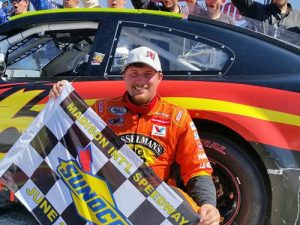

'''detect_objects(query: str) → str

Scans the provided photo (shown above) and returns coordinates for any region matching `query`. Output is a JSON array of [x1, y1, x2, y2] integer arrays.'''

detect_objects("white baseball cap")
[[122, 46, 162, 72]]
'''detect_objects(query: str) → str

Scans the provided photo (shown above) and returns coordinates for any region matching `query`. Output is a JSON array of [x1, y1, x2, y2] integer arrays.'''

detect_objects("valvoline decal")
[[57, 159, 129, 225]]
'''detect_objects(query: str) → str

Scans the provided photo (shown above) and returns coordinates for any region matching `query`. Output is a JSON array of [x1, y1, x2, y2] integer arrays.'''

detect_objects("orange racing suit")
[[92, 93, 216, 206]]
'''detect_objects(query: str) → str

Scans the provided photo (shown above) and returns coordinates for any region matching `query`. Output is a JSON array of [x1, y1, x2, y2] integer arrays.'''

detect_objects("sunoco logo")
[[57, 159, 128, 225]]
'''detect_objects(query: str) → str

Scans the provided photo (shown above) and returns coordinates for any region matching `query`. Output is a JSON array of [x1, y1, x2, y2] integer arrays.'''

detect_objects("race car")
[[1, 8, 300, 225]]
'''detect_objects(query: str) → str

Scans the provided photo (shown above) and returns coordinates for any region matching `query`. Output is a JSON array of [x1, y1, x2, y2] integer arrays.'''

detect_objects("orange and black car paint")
[[1, 79, 300, 223], [1, 9, 300, 225]]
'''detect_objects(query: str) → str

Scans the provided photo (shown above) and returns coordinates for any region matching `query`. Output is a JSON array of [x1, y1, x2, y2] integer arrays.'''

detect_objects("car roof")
[[11, 8, 182, 21], [0, 8, 183, 35]]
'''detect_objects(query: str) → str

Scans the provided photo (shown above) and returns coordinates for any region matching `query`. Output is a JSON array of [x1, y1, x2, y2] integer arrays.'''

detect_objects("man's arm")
[[231, 0, 254, 15], [232, 0, 269, 22], [30, 0, 59, 10], [186, 177, 219, 225], [81, 0, 100, 8], [186, 176, 216, 207]]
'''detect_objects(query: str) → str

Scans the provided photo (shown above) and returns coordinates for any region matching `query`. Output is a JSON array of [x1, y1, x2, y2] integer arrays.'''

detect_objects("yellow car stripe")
[[164, 97, 300, 127], [10, 8, 181, 21]]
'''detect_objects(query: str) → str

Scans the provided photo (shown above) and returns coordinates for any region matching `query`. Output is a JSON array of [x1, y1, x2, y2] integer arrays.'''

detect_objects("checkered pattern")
[[0, 82, 199, 225]]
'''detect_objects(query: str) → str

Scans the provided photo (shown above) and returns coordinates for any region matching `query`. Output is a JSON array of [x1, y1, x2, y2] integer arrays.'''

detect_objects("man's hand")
[[198, 204, 220, 225], [49, 80, 67, 99]]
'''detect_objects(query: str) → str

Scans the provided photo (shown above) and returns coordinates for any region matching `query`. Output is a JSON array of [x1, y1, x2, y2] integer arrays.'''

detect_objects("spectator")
[[50, 46, 220, 225], [131, 0, 183, 13], [11, 0, 29, 15], [186, 0, 235, 25], [0, 1, 7, 24], [0, 0, 100, 25], [63, 0, 80, 8], [80, 0, 99, 8], [30, 0, 99, 9], [107, 0, 125, 8], [231, 0, 300, 34], [0, 9, 6, 23], [187, 0, 235, 25]]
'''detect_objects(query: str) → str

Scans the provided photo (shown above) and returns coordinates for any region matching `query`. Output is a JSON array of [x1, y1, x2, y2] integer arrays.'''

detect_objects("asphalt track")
[[0, 204, 38, 225]]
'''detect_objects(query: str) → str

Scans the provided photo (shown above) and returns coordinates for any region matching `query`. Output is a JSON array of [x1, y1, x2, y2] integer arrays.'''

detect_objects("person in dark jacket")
[[0, 8, 7, 24], [131, 0, 183, 13], [231, 0, 300, 34]]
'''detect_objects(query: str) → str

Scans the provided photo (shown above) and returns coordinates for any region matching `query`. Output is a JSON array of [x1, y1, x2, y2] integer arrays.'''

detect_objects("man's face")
[[205, 0, 224, 14], [161, 0, 177, 11], [272, 0, 288, 8], [63, 0, 79, 8], [123, 64, 163, 105], [107, 0, 125, 8], [12, 0, 28, 15], [3, 1, 8, 8]]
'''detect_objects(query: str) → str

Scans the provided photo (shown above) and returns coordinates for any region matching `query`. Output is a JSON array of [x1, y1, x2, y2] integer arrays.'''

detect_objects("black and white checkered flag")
[[0, 81, 199, 225]]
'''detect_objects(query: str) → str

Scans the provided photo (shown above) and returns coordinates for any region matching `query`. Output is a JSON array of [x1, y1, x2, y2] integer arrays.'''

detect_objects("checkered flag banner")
[[0, 81, 200, 225]]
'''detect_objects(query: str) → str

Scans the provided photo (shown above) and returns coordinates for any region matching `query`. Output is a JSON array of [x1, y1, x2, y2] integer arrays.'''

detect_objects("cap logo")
[[146, 51, 156, 61]]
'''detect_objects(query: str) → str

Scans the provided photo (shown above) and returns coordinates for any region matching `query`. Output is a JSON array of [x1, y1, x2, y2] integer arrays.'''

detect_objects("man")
[[107, 0, 125, 8], [49, 46, 220, 225], [11, 0, 28, 15], [131, 0, 183, 13], [63, 0, 79, 8], [0, 1, 7, 24], [187, 0, 235, 24], [231, 0, 300, 33]]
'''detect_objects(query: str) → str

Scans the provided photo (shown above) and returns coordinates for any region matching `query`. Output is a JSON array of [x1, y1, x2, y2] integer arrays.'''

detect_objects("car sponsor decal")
[[91, 52, 105, 65]]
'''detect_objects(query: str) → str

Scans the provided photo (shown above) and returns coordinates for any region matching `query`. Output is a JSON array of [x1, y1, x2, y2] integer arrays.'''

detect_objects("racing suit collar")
[[124, 92, 160, 115]]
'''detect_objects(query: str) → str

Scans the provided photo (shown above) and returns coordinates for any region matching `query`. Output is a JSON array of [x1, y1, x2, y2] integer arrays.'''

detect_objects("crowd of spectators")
[[1, 0, 300, 35]]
